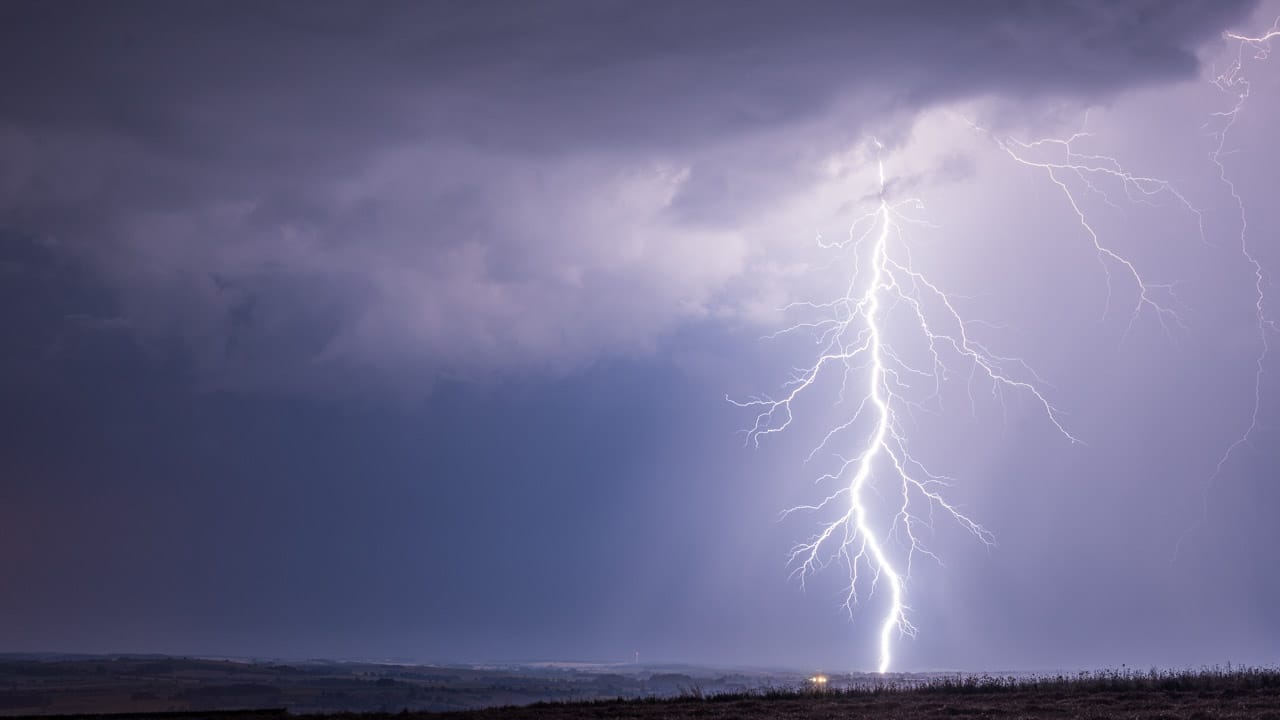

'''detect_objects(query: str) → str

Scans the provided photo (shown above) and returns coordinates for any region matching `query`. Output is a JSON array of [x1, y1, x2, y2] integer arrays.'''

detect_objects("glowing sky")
[[1, 0, 1277, 671]]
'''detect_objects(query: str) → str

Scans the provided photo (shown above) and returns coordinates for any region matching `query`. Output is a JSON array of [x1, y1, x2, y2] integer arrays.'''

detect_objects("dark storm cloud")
[[0, 0, 1257, 390], [0, 1, 1254, 150]]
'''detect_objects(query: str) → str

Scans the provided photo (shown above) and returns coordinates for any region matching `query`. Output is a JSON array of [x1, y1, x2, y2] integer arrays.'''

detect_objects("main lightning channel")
[[733, 141, 1075, 673], [836, 156, 901, 675]]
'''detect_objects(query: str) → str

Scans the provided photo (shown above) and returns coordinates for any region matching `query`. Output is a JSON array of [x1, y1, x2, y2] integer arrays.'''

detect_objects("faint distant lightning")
[[732, 140, 1076, 674], [978, 119, 1204, 336], [1180, 18, 1279, 552]]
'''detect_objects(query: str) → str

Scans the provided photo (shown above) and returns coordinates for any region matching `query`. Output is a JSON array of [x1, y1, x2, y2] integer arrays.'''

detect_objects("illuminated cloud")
[[0, 1, 1257, 391]]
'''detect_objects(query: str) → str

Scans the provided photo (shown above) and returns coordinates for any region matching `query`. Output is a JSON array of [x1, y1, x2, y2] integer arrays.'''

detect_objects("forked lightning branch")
[[732, 140, 1079, 675], [734, 23, 1276, 675]]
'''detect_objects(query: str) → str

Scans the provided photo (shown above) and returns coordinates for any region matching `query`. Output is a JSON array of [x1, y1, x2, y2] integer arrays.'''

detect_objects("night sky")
[[2, 1, 1278, 672]]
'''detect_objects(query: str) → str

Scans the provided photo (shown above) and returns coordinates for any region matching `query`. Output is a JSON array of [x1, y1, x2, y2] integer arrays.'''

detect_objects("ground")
[[3, 659, 1277, 719]]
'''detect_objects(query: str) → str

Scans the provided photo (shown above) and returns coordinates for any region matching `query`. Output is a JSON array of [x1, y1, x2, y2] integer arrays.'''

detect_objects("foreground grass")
[[15, 667, 1280, 720], [416, 666, 1280, 720]]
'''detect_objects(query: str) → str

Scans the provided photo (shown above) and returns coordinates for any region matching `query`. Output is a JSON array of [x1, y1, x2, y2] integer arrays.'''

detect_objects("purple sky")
[[1, 0, 1278, 671]]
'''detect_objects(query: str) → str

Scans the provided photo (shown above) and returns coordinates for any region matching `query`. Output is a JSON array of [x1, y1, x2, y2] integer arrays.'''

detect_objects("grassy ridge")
[[517, 665, 1280, 701], [437, 666, 1280, 719], [10, 667, 1280, 719], [867, 665, 1280, 695]]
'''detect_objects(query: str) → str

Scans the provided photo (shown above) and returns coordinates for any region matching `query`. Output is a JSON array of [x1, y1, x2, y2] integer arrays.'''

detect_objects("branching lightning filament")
[[983, 122, 1204, 337], [732, 16, 1278, 677], [1178, 18, 1279, 553], [1209, 20, 1279, 464], [732, 140, 1076, 674]]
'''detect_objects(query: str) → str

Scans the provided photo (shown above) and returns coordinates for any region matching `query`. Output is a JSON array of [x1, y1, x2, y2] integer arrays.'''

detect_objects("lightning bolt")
[[732, 139, 1076, 674], [735, 17, 1277, 674], [1179, 19, 1280, 551]]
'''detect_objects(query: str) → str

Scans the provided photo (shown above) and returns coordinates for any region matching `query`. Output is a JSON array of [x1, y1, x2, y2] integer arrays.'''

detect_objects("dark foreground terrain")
[[4, 665, 1279, 720], [0, 656, 798, 715], [436, 669, 1280, 720]]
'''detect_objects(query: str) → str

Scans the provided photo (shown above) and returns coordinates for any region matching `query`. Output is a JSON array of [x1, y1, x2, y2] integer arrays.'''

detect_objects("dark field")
[[3, 663, 1279, 720], [430, 670, 1280, 720], [0, 656, 795, 715]]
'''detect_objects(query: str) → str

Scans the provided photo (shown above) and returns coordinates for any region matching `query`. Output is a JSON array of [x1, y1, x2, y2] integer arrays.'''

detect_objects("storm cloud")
[[0, 0, 1258, 391]]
